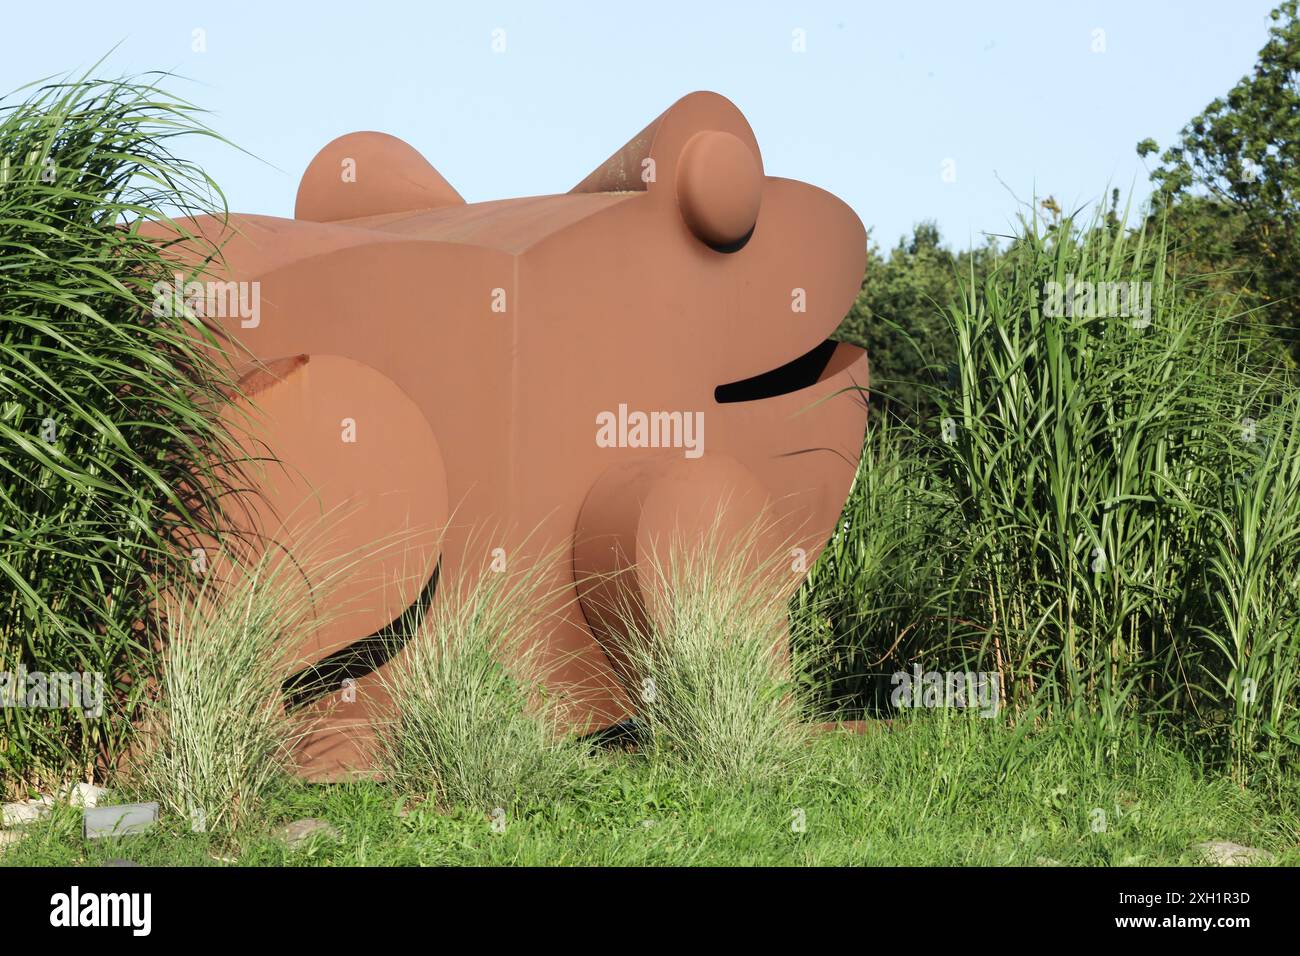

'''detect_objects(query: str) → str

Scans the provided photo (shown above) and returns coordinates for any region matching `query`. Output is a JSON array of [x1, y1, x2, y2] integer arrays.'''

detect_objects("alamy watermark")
[[50, 886, 151, 936], [0, 668, 104, 718], [890, 665, 1000, 717], [595, 404, 704, 459], [151, 273, 261, 328], [1043, 275, 1151, 328]]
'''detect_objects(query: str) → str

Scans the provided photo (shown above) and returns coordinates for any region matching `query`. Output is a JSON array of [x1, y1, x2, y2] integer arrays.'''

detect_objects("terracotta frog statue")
[[161, 91, 868, 778]]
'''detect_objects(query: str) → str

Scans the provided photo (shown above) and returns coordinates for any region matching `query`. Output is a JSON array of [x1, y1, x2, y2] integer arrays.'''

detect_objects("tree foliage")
[[835, 222, 1001, 422], [1138, 0, 1300, 362]]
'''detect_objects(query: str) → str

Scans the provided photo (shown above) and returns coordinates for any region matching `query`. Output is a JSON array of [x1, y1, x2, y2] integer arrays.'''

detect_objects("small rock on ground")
[[1195, 840, 1275, 866], [65, 783, 109, 808], [0, 830, 25, 853], [2, 784, 107, 827], [2, 797, 52, 827], [272, 818, 341, 849]]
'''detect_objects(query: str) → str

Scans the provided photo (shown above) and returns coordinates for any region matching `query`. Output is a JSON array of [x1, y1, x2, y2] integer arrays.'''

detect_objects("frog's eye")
[[674, 130, 762, 251]]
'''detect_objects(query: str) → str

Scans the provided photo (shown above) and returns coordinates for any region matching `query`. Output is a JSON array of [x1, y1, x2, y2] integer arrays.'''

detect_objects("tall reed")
[[0, 68, 235, 791], [802, 204, 1300, 784]]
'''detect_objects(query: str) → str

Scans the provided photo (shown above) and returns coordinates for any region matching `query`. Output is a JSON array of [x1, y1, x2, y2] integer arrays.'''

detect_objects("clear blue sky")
[[4, 0, 1282, 249]]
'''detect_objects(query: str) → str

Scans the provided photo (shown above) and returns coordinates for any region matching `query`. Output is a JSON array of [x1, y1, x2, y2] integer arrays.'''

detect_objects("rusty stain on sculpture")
[[154, 92, 869, 779]]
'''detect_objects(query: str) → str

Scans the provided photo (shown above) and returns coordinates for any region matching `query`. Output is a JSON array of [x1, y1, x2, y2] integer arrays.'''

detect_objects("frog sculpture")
[[162, 91, 868, 778]]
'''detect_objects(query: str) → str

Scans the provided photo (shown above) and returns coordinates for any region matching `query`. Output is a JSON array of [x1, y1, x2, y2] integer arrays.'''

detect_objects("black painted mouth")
[[714, 338, 843, 404], [281, 561, 439, 710]]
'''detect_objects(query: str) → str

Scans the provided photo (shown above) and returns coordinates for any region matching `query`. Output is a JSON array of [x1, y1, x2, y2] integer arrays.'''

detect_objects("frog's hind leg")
[[221, 353, 448, 779]]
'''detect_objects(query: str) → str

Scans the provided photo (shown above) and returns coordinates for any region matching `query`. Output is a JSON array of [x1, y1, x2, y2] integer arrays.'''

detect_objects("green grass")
[[6, 717, 1296, 866], [373, 547, 596, 813], [131, 546, 346, 834], [602, 522, 810, 785]]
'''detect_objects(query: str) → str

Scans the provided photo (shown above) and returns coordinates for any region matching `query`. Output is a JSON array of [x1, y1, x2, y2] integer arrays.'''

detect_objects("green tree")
[[835, 221, 1001, 422], [1138, 0, 1300, 362]]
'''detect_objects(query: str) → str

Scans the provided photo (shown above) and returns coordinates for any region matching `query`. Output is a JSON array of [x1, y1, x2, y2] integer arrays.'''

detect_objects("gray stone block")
[[83, 802, 158, 839]]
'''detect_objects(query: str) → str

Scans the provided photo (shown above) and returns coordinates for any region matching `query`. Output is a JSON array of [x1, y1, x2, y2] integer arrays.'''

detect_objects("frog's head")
[[536, 93, 870, 638], [562, 90, 868, 408]]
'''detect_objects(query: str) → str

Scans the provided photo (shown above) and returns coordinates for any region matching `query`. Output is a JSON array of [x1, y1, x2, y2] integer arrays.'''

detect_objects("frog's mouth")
[[714, 339, 864, 404]]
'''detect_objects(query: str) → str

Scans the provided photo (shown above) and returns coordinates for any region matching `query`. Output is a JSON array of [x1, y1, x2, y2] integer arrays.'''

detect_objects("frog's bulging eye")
[[675, 130, 762, 250]]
